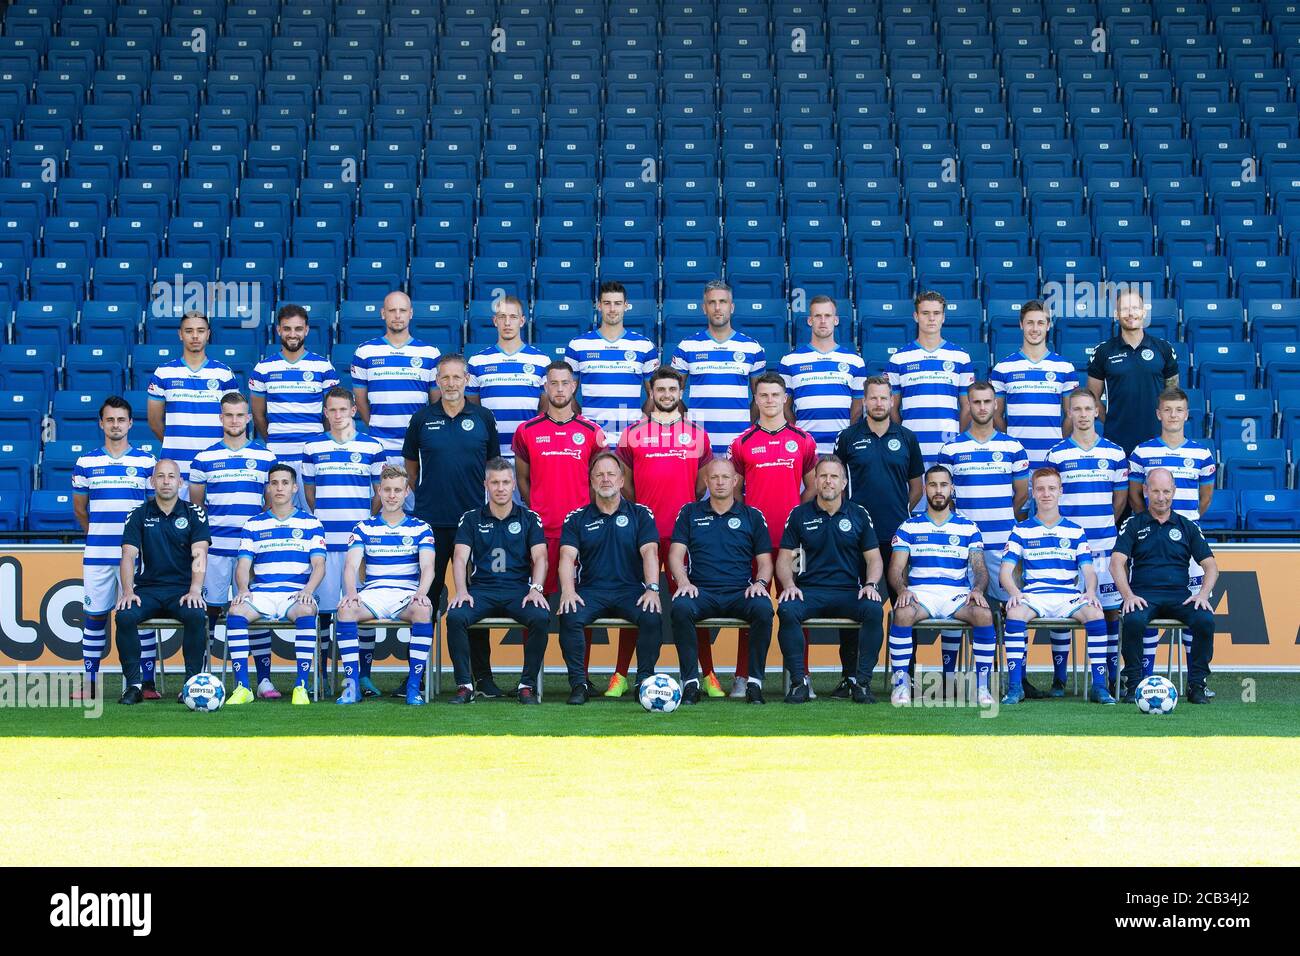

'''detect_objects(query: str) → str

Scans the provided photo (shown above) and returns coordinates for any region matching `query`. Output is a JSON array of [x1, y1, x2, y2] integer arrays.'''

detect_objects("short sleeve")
[[990, 361, 1008, 394], [750, 509, 771, 554], [670, 341, 689, 373], [308, 523, 327, 557], [747, 346, 766, 376], [727, 435, 746, 474], [779, 510, 802, 551], [800, 433, 818, 474], [938, 442, 954, 469], [593, 424, 609, 451], [237, 530, 257, 562], [635, 506, 658, 548], [1129, 450, 1147, 483], [1162, 341, 1179, 380], [147, 369, 167, 400], [370, 446, 385, 481], [189, 506, 212, 545], [401, 413, 421, 463], [563, 342, 582, 375], [958, 354, 975, 388], [346, 524, 366, 550], [1199, 451, 1217, 485], [1074, 532, 1092, 565], [891, 523, 912, 551], [511, 427, 529, 462], [482, 407, 499, 459], [121, 509, 143, 551], [416, 523, 436, 552], [778, 354, 794, 388], [322, 363, 341, 391], [1113, 517, 1136, 557], [1002, 527, 1022, 564], [886, 353, 902, 389], [525, 510, 546, 549], [72, 460, 88, 494], [1059, 364, 1079, 394], [349, 349, 368, 386], [850, 355, 866, 393], [907, 431, 925, 478], [640, 344, 659, 378], [1011, 442, 1029, 476], [968, 524, 985, 551], [833, 430, 849, 463], [453, 511, 475, 548], [616, 428, 636, 469], [465, 355, 481, 395], [1112, 451, 1130, 488], [1188, 521, 1213, 564], [248, 363, 267, 395], [559, 511, 581, 551], [1086, 344, 1107, 382], [670, 505, 692, 546], [188, 454, 208, 485], [857, 509, 879, 552], [298, 450, 315, 483]]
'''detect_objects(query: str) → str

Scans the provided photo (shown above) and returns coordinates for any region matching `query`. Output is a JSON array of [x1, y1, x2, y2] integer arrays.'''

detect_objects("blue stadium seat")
[[1199, 489, 1239, 532], [0, 437, 36, 502], [53, 390, 112, 441], [1194, 342, 1257, 391], [1261, 343, 1300, 392], [1183, 299, 1245, 346], [1241, 490, 1300, 531], [0, 390, 46, 442], [13, 300, 75, 350], [1220, 439, 1287, 490], [1249, 300, 1300, 343], [1210, 388, 1273, 439], [80, 301, 140, 347], [0, 343, 59, 395], [27, 490, 78, 531]]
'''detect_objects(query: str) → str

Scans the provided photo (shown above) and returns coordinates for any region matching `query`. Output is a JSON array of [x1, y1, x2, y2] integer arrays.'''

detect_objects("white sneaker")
[[977, 688, 995, 707], [256, 677, 281, 700], [807, 679, 817, 699], [891, 683, 911, 706], [729, 677, 748, 699]]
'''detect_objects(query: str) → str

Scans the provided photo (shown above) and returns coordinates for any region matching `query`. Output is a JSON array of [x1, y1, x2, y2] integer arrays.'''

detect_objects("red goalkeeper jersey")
[[729, 422, 819, 549], [617, 416, 713, 540], [512, 413, 607, 535]]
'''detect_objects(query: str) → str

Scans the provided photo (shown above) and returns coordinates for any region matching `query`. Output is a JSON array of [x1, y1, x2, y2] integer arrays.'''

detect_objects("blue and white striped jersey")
[[248, 351, 339, 465], [1003, 517, 1093, 594], [187, 439, 277, 559], [892, 512, 984, 597], [1046, 435, 1129, 559], [1128, 438, 1217, 522], [347, 514, 435, 590], [299, 431, 386, 551], [146, 358, 238, 479], [466, 342, 548, 458], [349, 336, 442, 455], [564, 327, 658, 442], [238, 508, 326, 593], [887, 340, 974, 465], [938, 431, 1030, 551], [990, 349, 1078, 468], [778, 343, 868, 453], [72, 446, 156, 566], [670, 328, 766, 455]]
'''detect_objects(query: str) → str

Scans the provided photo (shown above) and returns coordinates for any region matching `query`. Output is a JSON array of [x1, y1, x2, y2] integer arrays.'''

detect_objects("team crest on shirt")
[[1183, 458, 1195, 469], [624, 350, 637, 362], [677, 432, 692, 445], [175, 517, 189, 530], [303, 371, 314, 383], [207, 379, 220, 390], [1141, 349, 1155, 361], [125, 467, 137, 477], [292, 528, 303, 539], [245, 459, 258, 469], [523, 364, 536, 376], [728, 517, 742, 529], [785, 439, 799, 452], [992, 451, 1004, 462], [1169, 528, 1183, 541], [573, 432, 586, 445], [508, 521, 521, 534], [942, 360, 955, 372], [615, 515, 629, 527], [1045, 371, 1057, 382], [733, 351, 745, 363], [351, 452, 362, 463], [838, 518, 852, 532], [402, 536, 413, 546], [1059, 538, 1069, 549], [949, 535, 960, 545], [410, 357, 422, 368], [887, 438, 901, 451], [461, 419, 474, 431], [838, 362, 850, 373]]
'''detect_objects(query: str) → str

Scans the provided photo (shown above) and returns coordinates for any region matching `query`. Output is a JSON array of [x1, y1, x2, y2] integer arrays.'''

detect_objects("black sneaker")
[[745, 682, 766, 705], [518, 686, 540, 705], [1187, 685, 1212, 704], [1107, 679, 1118, 699], [176, 690, 185, 704], [475, 677, 505, 699], [449, 686, 475, 705], [682, 681, 701, 705], [1048, 678, 1067, 698], [1022, 676, 1049, 700], [784, 679, 811, 704], [851, 683, 877, 704], [829, 677, 857, 699], [390, 676, 409, 698], [567, 683, 589, 706], [118, 685, 144, 705]]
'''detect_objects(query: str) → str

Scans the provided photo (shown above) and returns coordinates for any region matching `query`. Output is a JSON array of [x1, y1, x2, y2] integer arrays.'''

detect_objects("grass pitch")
[[3, 672, 1297, 866]]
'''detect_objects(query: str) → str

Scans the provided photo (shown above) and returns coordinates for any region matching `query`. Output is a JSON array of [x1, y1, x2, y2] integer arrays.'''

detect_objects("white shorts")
[[1019, 591, 1089, 620], [317, 551, 348, 613], [1094, 559, 1123, 612], [203, 554, 235, 606], [908, 585, 969, 620], [982, 548, 1009, 603], [82, 563, 120, 615], [242, 589, 305, 623], [355, 585, 417, 621]]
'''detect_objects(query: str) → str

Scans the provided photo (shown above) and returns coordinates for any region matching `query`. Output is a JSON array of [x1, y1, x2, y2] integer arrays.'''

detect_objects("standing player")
[[556, 452, 662, 705], [72, 397, 157, 699], [937, 381, 1028, 684], [1046, 389, 1129, 696], [1000, 468, 1113, 706], [779, 295, 866, 453], [445, 459, 552, 705], [990, 300, 1078, 468], [146, 310, 238, 491], [887, 465, 996, 706], [670, 279, 766, 455], [301, 387, 385, 695], [224, 464, 327, 706], [467, 295, 548, 460], [1127, 386, 1216, 686], [564, 279, 658, 443], [1086, 288, 1180, 458], [615, 367, 718, 697], [403, 353, 501, 697], [335, 467, 436, 705], [729, 373, 818, 696], [189, 392, 278, 698], [350, 290, 442, 466], [887, 291, 974, 466], [249, 304, 339, 507]]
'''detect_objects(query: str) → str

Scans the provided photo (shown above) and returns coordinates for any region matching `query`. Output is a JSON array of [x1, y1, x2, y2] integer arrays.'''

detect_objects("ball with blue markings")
[[639, 673, 682, 713], [182, 673, 226, 712], [1135, 675, 1178, 715]]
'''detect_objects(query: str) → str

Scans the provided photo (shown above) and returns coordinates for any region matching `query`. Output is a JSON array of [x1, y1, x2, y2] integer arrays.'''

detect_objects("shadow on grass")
[[3, 674, 1297, 740]]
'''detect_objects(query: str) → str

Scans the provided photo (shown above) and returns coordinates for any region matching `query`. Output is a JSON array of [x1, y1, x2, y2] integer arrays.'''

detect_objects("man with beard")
[[613, 367, 717, 697], [557, 452, 662, 705], [250, 304, 339, 509], [887, 466, 996, 706]]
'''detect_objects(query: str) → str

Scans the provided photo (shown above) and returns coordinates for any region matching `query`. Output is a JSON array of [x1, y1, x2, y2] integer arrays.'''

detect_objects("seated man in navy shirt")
[[1111, 468, 1219, 705], [667, 457, 776, 705], [775, 455, 886, 704], [445, 458, 552, 705], [557, 451, 663, 705]]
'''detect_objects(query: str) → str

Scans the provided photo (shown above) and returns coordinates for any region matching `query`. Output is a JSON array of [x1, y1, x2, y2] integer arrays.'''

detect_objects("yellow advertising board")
[[1, 545, 1297, 670]]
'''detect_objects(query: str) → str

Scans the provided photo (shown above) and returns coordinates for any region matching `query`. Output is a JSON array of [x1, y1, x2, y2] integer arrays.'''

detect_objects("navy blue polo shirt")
[[559, 497, 658, 591], [834, 418, 925, 542], [454, 502, 546, 591], [1113, 511, 1213, 592], [121, 498, 212, 590], [670, 498, 771, 592], [779, 498, 880, 589], [1086, 333, 1179, 456], [403, 399, 500, 528]]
